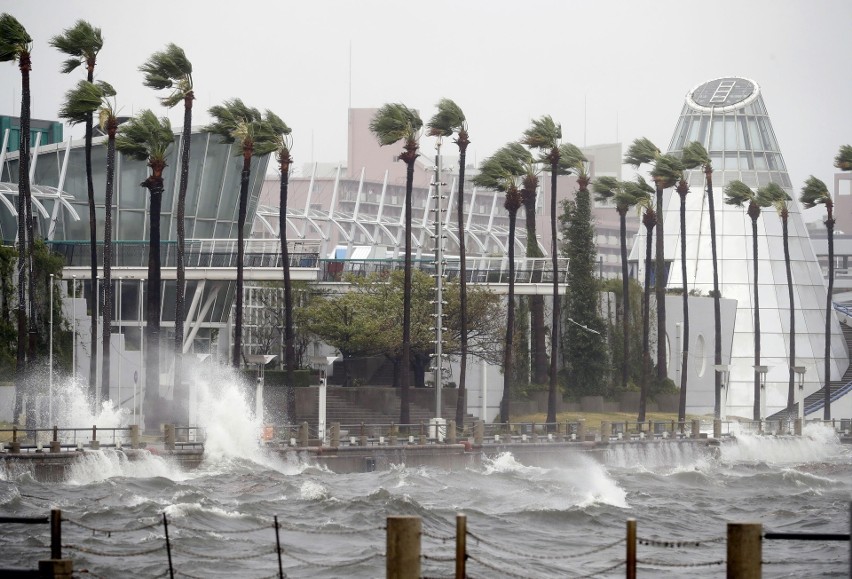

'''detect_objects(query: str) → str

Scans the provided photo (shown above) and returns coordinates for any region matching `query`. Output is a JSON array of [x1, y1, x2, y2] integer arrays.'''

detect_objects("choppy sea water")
[[1, 375, 850, 578]]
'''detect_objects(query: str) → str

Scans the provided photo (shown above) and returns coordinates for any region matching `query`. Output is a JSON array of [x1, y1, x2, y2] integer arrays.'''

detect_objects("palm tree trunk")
[[655, 185, 667, 382], [22, 54, 36, 372], [706, 170, 722, 418], [619, 209, 629, 394], [783, 213, 795, 419], [233, 157, 251, 368], [85, 70, 98, 406], [824, 206, 835, 419], [640, 216, 654, 423], [678, 189, 689, 423], [750, 211, 762, 421], [522, 184, 547, 385], [502, 207, 518, 424], [144, 178, 163, 432], [547, 151, 560, 426], [101, 126, 116, 403], [173, 93, 193, 422], [280, 161, 296, 422], [13, 54, 31, 426], [455, 140, 468, 430], [400, 151, 415, 426]]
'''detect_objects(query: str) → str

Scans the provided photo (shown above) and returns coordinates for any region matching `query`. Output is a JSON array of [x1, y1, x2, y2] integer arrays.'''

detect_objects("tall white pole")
[[137, 280, 143, 426], [49, 273, 54, 426], [433, 142, 444, 418], [72, 275, 76, 387], [118, 277, 122, 413]]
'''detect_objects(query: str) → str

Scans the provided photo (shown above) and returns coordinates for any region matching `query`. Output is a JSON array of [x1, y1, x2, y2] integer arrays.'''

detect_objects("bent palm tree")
[[204, 100, 279, 368], [625, 139, 684, 383], [427, 99, 470, 430], [674, 175, 690, 424], [473, 146, 524, 423], [267, 113, 294, 420], [520, 116, 562, 425], [800, 176, 834, 420], [725, 180, 774, 421], [140, 43, 194, 416], [1, 13, 33, 423], [764, 183, 795, 421], [116, 110, 173, 430], [370, 103, 422, 425], [60, 79, 118, 404], [681, 142, 722, 418], [835, 145, 852, 172], [50, 20, 103, 403], [624, 176, 654, 422], [593, 177, 642, 394]]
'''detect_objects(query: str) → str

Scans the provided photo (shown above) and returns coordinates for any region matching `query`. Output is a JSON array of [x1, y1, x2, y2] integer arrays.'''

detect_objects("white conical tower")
[[636, 77, 848, 419]]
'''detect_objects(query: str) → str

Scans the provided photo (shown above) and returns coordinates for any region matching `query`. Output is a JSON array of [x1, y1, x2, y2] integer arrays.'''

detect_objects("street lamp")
[[792, 365, 806, 421], [72, 275, 76, 387], [311, 354, 340, 443], [49, 273, 54, 426], [118, 276, 123, 413], [246, 354, 277, 424], [713, 364, 730, 421]]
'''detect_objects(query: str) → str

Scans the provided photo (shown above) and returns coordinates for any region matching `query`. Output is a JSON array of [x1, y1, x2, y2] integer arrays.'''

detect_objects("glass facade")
[[640, 77, 848, 417]]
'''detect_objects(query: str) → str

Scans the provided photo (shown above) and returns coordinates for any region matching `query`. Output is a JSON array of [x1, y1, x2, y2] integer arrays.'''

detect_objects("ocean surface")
[[1, 375, 850, 578]]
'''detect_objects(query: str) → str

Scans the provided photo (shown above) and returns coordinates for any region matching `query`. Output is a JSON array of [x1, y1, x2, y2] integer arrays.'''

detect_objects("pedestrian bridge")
[[54, 240, 570, 295]]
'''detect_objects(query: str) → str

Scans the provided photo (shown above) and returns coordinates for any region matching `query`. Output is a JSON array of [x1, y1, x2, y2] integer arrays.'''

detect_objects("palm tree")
[[1, 13, 33, 424], [800, 176, 834, 420], [140, 43, 194, 419], [426, 99, 470, 430], [473, 146, 524, 423], [674, 175, 690, 424], [681, 142, 722, 418], [520, 116, 574, 425], [266, 113, 294, 420], [59, 79, 118, 404], [116, 110, 173, 430], [369, 103, 423, 426], [725, 180, 774, 421], [50, 20, 103, 403], [763, 182, 796, 422], [625, 139, 684, 383], [204, 100, 280, 368], [593, 177, 643, 394], [624, 176, 654, 422], [835, 145, 852, 171]]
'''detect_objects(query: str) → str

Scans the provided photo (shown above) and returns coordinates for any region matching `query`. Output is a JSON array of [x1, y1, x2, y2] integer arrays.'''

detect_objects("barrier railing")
[[0, 425, 206, 453], [7, 507, 848, 578]]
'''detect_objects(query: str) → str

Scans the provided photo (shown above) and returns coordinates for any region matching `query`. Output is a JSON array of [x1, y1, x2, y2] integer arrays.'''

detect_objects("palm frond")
[[369, 103, 422, 146], [799, 175, 830, 209], [204, 98, 260, 144], [472, 144, 524, 192], [835, 145, 852, 172], [0, 13, 32, 62], [623, 175, 654, 208], [140, 43, 193, 108], [58, 80, 102, 125], [624, 137, 659, 168], [49, 20, 102, 73], [548, 142, 588, 176], [681, 141, 710, 170], [650, 154, 684, 188], [426, 98, 465, 137], [115, 109, 173, 163], [723, 180, 754, 207], [759, 182, 790, 211], [520, 115, 560, 150], [592, 176, 620, 203]]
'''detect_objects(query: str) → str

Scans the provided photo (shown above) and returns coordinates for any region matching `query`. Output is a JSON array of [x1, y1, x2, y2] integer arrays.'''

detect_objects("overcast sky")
[[1, 0, 850, 205]]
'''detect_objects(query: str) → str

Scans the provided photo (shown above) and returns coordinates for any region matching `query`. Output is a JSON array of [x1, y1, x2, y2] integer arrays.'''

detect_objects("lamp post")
[[49, 273, 54, 426], [754, 365, 769, 430], [431, 143, 446, 419], [713, 364, 730, 421], [311, 354, 340, 443], [117, 276, 123, 413], [72, 275, 76, 387], [246, 354, 277, 425], [793, 365, 806, 421]]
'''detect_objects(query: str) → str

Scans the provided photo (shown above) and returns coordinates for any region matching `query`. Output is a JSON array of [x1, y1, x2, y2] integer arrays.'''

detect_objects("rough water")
[[1, 374, 850, 578]]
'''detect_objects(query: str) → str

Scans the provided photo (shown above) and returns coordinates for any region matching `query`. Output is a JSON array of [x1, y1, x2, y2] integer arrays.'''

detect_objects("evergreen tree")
[[560, 177, 608, 397]]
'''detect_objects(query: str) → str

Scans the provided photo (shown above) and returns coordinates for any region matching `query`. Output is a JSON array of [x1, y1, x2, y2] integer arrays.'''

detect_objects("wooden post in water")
[[386, 516, 421, 579], [626, 518, 636, 579], [714, 419, 722, 439], [50, 426, 61, 453], [130, 424, 140, 449], [691, 419, 701, 439], [577, 421, 586, 442], [389, 423, 398, 446], [51, 509, 61, 559], [419, 421, 426, 445], [727, 523, 761, 578], [794, 418, 802, 436], [299, 422, 309, 447], [90, 425, 100, 450], [447, 420, 456, 444], [473, 421, 483, 446], [455, 513, 467, 579], [359, 422, 368, 447]]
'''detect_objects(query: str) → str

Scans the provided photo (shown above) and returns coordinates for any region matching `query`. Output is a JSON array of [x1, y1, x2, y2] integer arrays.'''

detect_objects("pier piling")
[[386, 516, 421, 579], [727, 522, 761, 578]]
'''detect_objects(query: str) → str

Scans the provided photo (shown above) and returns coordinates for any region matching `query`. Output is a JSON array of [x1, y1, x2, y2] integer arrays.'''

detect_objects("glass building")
[[633, 77, 848, 418]]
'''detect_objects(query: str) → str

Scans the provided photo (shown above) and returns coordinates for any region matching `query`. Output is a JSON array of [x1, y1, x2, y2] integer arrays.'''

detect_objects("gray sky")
[[1, 0, 850, 203]]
